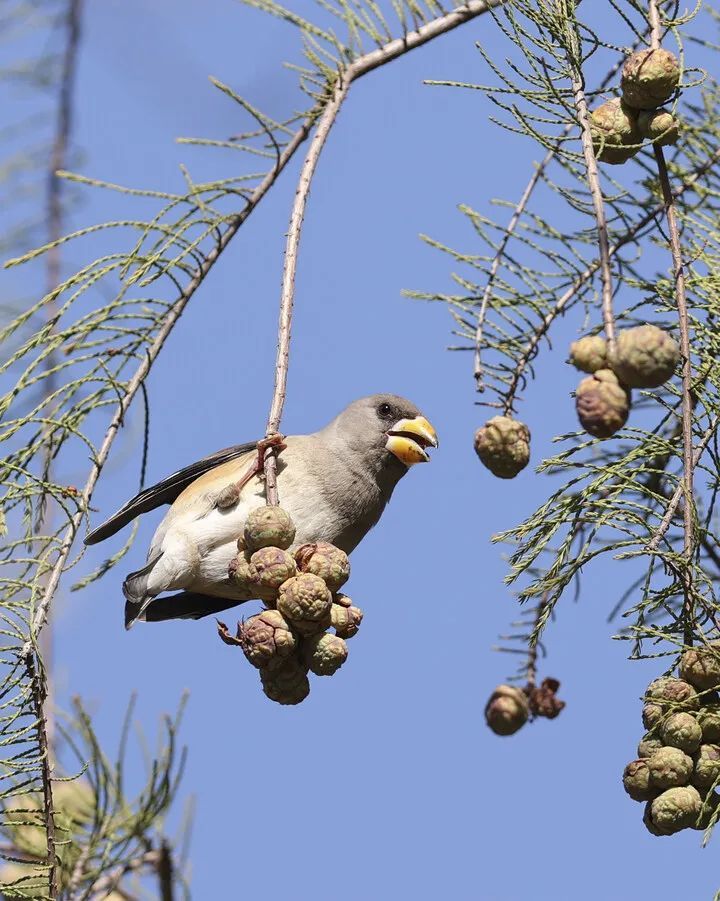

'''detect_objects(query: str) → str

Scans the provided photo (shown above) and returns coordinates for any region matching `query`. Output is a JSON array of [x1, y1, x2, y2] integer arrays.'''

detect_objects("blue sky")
[[7, 1, 720, 898]]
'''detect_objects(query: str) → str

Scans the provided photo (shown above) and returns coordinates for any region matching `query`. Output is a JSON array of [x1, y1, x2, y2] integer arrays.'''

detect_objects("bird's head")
[[326, 394, 438, 471]]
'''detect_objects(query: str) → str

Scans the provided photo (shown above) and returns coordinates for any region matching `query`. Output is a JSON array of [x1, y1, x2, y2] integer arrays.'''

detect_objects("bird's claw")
[[227, 434, 287, 497], [216, 619, 242, 646], [255, 433, 286, 479]]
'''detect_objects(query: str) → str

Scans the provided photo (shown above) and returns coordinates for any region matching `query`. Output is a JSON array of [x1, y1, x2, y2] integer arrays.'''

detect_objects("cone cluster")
[[622, 645, 720, 836], [221, 506, 363, 705], [590, 46, 681, 166], [474, 415, 531, 479], [569, 324, 680, 437], [484, 677, 565, 737]]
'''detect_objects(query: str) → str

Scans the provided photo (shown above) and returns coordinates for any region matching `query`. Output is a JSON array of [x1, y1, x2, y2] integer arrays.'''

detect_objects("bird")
[[85, 394, 438, 629]]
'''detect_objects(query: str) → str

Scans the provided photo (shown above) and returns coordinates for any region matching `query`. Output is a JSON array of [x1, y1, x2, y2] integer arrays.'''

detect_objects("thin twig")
[[656, 146, 695, 632], [65, 840, 92, 897], [524, 594, 550, 688], [263, 76, 352, 503], [648, 143, 698, 647], [503, 147, 720, 411], [647, 418, 716, 552], [568, 25, 616, 354], [648, 0, 661, 49]]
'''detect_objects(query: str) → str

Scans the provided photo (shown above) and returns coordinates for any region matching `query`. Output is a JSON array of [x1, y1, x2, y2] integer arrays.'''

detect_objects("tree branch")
[[262, 0, 504, 498], [21, 119, 313, 654], [262, 75, 352, 503], [648, 0, 661, 49]]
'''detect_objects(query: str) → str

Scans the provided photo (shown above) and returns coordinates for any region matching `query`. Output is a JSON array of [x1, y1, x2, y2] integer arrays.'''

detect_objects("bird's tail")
[[132, 591, 245, 624], [122, 553, 163, 629]]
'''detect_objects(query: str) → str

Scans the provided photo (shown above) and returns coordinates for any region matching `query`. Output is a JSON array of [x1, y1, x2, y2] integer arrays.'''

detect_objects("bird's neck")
[[317, 423, 408, 489]]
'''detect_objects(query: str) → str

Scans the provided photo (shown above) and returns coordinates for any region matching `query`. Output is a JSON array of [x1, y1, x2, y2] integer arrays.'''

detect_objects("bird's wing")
[[85, 441, 258, 545]]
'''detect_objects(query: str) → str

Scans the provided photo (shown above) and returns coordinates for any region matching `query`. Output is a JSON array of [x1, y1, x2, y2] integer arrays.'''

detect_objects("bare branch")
[[648, 0, 661, 49], [263, 74, 352, 503]]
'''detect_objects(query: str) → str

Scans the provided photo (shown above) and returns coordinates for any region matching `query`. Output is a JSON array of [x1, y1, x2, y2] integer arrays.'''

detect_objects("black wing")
[[85, 441, 257, 545]]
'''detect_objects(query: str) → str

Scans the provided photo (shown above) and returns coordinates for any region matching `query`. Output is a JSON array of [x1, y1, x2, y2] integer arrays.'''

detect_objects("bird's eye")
[[377, 402, 393, 419]]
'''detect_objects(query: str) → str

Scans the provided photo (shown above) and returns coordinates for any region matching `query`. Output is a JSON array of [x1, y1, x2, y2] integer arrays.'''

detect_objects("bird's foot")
[[215, 434, 287, 509], [217, 619, 242, 646], [254, 433, 287, 480]]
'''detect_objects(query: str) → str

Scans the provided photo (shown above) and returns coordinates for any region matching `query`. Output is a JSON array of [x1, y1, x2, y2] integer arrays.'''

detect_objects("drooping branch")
[[652, 141, 697, 645], [653, 150, 694, 533]]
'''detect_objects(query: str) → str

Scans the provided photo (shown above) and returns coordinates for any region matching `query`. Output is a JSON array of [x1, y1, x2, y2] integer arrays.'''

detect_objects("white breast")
[[144, 440, 348, 599]]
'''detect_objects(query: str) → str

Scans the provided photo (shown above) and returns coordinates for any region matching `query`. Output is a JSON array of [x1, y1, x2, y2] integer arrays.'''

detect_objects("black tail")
[[129, 592, 248, 625]]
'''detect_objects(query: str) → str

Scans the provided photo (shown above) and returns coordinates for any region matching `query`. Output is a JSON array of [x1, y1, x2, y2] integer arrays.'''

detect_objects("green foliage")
[[411, 0, 720, 835], [0, 695, 189, 900]]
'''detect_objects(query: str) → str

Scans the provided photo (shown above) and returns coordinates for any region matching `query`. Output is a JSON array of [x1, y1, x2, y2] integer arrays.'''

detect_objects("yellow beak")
[[385, 416, 438, 466]]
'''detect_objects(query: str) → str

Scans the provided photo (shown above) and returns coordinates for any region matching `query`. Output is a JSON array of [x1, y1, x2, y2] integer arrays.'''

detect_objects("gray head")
[[320, 393, 438, 477]]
